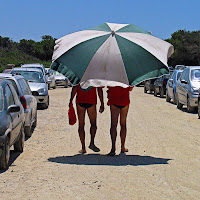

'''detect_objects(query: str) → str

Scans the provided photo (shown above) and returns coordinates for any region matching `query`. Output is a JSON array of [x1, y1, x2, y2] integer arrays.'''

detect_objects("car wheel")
[[166, 90, 170, 102], [144, 86, 147, 93], [53, 84, 56, 89], [33, 110, 37, 128], [48, 84, 50, 90], [198, 99, 200, 119], [0, 136, 10, 170], [14, 125, 25, 152], [177, 100, 183, 109], [42, 96, 49, 109], [24, 126, 32, 137], [173, 92, 177, 105], [154, 88, 157, 96], [160, 87, 164, 98], [187, 96, 194, 113]]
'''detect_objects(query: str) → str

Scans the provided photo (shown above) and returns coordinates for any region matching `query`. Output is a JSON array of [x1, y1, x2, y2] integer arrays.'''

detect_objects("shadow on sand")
[[48, 154, 171, 166]]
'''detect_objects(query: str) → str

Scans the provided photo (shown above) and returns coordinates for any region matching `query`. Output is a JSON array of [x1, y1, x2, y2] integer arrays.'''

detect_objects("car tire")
[[173, 92, 177, 105], [198, 99, 200, 119], [177, 100, 183, 109], [144, 86, 147, 93], [53, 84, 56, 89], [160, 87, 164, 98], [24, 126, 32, 137], [154, 89, 157, 96], [14, 125, 25, 152], [33, 111, 37, 128], [0, 136, 10, 170], [42, 96, 49, 109], [187, 96, 194, 113], [166, 90, 170, 102]]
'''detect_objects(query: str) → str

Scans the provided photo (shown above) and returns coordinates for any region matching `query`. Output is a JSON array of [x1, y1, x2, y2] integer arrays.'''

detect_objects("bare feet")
[[88, 144, 100, 152], [121, 148, 128, 153], [79, 149, 86, 154]]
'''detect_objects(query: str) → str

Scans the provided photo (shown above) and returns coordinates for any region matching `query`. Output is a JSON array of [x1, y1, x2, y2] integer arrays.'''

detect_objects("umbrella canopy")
[[51, 22, 174, 88]]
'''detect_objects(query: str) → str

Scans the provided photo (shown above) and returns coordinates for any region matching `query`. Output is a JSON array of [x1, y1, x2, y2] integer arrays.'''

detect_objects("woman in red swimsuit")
[[69, 85, 104, 154], [107, 86, 133, 156]]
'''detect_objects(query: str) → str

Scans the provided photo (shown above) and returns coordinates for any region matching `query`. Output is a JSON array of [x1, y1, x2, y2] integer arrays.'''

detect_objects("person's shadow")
[[48, 154, 171, 166]]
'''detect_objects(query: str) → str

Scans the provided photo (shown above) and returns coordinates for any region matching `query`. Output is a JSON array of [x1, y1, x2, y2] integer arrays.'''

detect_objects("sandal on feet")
[[88, 145, 100, 152], [107, 151, 116, 156], [79, 149, 86, 154], [121, 148, 129, 153]]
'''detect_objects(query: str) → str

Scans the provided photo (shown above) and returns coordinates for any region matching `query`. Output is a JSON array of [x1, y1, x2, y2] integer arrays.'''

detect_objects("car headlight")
[[38, 88, 46, 93]]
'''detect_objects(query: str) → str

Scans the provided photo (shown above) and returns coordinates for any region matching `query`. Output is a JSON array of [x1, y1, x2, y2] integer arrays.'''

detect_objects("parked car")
[[45, 68, 56, 89], [3, 69, 12, 74], [0, 73, 37, 137], [53, 71, 69, 88], [176, 66, 200, 112], [144, 78, 157, 94], [166, 69, 183, 104], [0, 79, 25, 170], [21, 63, 46, 77], [11, 68, 49, 109], [154, 74, 171, 97]]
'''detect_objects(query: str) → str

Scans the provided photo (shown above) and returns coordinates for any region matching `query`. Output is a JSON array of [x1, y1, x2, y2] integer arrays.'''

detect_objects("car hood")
[[28, 82, 47, 91], [192, 82, 200, 88], [55, 75, 66, 80]]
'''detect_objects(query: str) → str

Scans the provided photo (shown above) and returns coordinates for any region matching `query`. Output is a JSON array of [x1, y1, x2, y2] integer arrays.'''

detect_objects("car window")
[[9, 84, 20, 104], [191, 69, 200, 81], [177, 72, 182, 80], [8, 79, 19, 95], [18, 78, 32, 95], [170, 71, 175, 79], [11, 70, 45, 83], [180, 70, 186, 81], [0, 86, 3, 111], [5, 85, 15, 106]]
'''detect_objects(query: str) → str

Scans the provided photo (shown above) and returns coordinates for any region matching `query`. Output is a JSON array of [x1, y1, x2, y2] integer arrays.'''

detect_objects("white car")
[[21, 63, 46, 77], [53, 71, 69, 88]]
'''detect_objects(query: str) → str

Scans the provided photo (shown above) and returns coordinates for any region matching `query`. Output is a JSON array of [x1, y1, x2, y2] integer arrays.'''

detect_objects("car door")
[[167, 72, 174, 98], [5, 84, 21, 144]]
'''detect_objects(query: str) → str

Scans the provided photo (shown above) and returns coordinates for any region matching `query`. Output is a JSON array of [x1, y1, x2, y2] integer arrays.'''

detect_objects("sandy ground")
[[0, 86, 200, 200]]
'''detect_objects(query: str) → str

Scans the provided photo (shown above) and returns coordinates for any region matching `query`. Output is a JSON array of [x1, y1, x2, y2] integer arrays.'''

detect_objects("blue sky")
[[1, 0, 199, 42]]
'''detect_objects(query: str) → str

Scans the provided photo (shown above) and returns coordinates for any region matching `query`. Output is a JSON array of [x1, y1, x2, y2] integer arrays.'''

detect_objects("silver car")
[[176, 66, 200, 112], [11, 68, 49, 109], [53, 71, 69, 88], [45, 68, 56, 89], [21, 63, 46, 77], [0, 73, 37, 137]]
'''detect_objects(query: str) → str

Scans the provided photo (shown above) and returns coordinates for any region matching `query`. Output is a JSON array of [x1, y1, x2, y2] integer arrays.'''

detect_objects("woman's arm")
[[69, 86, 78, 107], [97, 87, 104, 113]]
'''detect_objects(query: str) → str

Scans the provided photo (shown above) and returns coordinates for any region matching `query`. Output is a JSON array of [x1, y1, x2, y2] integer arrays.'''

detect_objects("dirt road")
[[0, 86, 200, 200]]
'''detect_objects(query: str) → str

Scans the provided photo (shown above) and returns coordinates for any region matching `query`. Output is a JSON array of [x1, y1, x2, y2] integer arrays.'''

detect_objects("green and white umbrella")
[[51, 22, 174, 88]]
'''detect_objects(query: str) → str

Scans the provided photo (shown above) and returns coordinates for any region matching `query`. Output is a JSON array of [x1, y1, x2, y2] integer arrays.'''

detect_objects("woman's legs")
[[87, 105, 100, 152], [108, 105, 120, 155], [120, 105, 129, 152], [76, 104, 87, 153]]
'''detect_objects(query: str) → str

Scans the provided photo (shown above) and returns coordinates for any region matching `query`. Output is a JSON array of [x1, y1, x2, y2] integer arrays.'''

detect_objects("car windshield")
[[0, 86, 3, 111], [191, 69, 200, 81], [11, 71, 45, 83]]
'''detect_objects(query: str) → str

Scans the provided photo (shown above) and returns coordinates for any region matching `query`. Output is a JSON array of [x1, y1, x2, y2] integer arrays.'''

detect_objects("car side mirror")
[[7, 105, 20, 113]]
